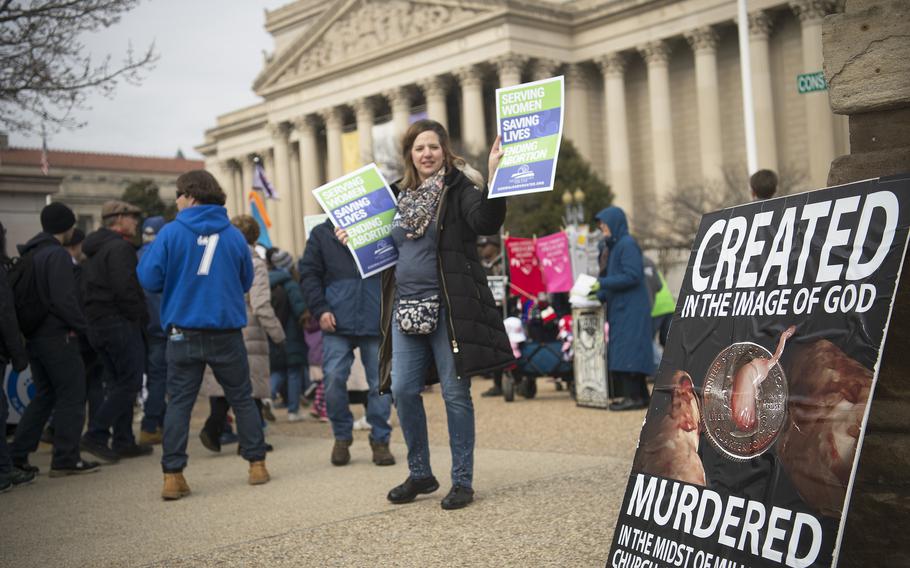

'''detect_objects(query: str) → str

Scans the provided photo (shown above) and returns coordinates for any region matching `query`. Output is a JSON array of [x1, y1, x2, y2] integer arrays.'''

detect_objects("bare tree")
[[636, 165, 808, 250], [0, 0, 157, 135]]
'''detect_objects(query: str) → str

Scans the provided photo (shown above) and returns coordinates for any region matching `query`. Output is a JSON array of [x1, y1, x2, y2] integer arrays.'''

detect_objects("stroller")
[[501, 315, 575, 402]]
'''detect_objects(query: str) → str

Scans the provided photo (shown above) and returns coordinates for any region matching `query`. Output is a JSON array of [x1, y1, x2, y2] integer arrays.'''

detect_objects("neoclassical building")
[[197, 0, 847, 257]]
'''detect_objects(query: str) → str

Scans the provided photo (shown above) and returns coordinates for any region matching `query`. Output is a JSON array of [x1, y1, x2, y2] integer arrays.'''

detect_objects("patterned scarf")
[[397, 168, 445, 240]]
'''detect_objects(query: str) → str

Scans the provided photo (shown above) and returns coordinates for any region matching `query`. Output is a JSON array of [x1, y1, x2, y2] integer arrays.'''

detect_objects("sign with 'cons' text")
[[312, 163, 398, 278], [489, 76, 564, 199], [608, 175, 910, 568]]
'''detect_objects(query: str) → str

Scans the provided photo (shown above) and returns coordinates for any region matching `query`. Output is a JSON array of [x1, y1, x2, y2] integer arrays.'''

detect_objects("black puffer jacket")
[[379, 167, 513, 393], [18, 233, 87, 338], [0, 262, 28, 370], [82, 228, 146, 324]]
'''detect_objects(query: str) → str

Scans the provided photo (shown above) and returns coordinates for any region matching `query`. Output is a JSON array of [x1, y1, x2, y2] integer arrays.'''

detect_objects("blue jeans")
[[85, 316, 144, 450], [162, 329, 266, 472], [390, 308, 474, 488], [142, 334, 168, 433], [270, 366, 303, 413], [322, 334, 391, 443]]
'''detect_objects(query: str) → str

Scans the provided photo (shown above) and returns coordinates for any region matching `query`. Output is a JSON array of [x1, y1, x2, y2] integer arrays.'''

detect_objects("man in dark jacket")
[[299, 220, 393, 467], [80, 200, 151, 461], [9, 203, 99, 476], [0, 220, 34, 491], [138, 216, 167, 445]]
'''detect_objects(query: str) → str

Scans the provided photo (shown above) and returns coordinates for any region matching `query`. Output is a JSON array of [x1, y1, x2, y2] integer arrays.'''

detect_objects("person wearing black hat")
[[79, 199, 151, 462], [9, 202, 99, 477], [0, 220, 33, 491]]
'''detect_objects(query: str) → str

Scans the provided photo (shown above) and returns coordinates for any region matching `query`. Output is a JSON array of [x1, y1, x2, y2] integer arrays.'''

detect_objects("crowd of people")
[[1, 117, 751, 506]]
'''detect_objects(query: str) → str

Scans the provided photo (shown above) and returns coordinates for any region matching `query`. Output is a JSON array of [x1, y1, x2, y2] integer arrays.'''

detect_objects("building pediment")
[[253, 0, 503, 95]]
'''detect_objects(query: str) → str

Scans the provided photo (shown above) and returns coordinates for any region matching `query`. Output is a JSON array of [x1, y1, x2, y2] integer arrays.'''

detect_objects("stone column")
[[595, 53, 634, 216], [294, 114, 322, 237], [354, 97, 375, 166], [686, 27, 725, 182], [418, 76, 449, 130], [792, 0, 838, 188], [231, 159, 247, 214], [564, 63, 594, 164], [531, 58, 560, 82], [384, 87, 413, 147], [454, 65, 486, 155], [218, 160, 239, 217], [749, 11, 779, 172], [639, 40, 676, 202], [320, 107, 344, 181], [242, 155, 256, 214], [269, 122, 296, 252], [495, 54, 525, 88]]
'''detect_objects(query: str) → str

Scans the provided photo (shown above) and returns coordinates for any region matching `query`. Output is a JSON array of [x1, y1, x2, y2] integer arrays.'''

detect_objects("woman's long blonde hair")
[[400, 119, 467, 190]]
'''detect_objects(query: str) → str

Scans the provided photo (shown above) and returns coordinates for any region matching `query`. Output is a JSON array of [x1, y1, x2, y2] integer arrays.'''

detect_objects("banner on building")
[[535, 232, 573, 293], [505, 236, 545, 298], [489, 76, 564, 199], [312, 163, 398, 278], [607, 176, 910, 568]]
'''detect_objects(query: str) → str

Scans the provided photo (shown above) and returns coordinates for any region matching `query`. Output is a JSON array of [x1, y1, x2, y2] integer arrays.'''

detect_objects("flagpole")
[[737, 0, 759, 176]]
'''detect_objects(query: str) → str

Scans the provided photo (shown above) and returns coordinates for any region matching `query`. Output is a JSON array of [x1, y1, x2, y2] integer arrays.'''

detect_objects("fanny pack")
[[395, 295, 441, 335]]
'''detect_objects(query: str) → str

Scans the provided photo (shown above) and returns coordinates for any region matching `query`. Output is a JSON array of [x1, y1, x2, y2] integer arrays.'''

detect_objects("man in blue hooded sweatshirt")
[[137, 170, 270, 500], [595, 206, 655, 411]]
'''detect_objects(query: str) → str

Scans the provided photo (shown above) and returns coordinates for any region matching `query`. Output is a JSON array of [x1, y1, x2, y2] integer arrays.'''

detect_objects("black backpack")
[[5, 249, 49, 335]]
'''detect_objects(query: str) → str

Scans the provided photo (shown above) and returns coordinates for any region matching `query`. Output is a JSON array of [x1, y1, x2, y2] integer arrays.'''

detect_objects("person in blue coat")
[[595, 206, 655, 411]]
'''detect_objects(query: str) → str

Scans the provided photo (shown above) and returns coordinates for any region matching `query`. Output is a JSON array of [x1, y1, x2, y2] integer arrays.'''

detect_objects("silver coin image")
[[701, 342, 788, 461]]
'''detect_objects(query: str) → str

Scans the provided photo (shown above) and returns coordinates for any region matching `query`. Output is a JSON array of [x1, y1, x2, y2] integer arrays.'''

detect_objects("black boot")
[[387, 476, 440, 504]]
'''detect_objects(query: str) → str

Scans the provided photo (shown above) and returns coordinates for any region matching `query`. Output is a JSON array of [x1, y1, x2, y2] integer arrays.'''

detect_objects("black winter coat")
[[18, 233, 87, 338], [0, 262, 28, 370], [82, 228, 147, 324], [379, 167, 513, 393]]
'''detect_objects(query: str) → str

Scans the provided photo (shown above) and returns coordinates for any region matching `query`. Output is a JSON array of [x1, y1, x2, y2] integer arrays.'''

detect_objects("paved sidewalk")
[[1, 380, 645, 567]]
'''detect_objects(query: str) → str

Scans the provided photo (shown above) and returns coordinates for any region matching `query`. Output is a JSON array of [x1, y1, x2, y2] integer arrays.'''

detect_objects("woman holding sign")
[[337, 119, 513, 509]]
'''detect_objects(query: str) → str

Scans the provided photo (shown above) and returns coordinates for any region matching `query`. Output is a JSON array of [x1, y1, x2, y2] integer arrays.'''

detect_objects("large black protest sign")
[[608, 175, 910, 568]]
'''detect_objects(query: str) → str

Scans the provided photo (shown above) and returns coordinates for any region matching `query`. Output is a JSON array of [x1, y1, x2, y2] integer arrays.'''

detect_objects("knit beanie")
[[40, 202, 76, 234], [270, 249, 293, 271]]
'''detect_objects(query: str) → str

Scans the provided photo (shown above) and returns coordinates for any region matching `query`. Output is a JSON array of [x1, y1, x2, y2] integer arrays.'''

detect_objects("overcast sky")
[[9, 0, 288, 159]]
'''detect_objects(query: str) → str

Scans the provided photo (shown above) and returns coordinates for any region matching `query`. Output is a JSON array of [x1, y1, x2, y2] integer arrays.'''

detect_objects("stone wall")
[[823, 1, 910, 565]]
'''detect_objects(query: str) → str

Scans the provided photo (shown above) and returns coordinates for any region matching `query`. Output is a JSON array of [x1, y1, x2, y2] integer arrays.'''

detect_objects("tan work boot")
[[162, 473, 191, 500], [370, 439, 395, 466], [248, 460, 270, 485], [139, 428, 163, 446], [331, 439, 352, 466]]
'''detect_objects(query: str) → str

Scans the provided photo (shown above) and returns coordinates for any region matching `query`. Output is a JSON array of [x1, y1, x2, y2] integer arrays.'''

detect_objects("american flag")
[[40, 136, 49, 176]]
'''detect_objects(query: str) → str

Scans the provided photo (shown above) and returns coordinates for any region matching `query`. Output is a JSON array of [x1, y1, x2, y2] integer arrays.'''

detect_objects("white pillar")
[[242, 155, 255, 216], [495, 54, 525, 88], [564, 62, 594, 164], [418, 76, 449, 130], [686, 27, 725, 183], [749, 11, 779, 173], [531, 58, 560, 82], [320, 107, 344, 181], [384, 87, 413, 147], [231, 159, 247, 215], [454, 65, 486, 155], [269, 122, 295, 253], [791, 0, 837, 188], [295, 115, 321, 247], [218, 160, 238, 217], [639, 40, 677, 202], [354, 97, 375, 166], [595, 53, 634, 216]]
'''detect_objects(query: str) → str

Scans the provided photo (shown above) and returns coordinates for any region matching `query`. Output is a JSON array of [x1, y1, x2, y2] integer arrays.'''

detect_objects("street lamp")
[[563, 187, 586, 228]]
